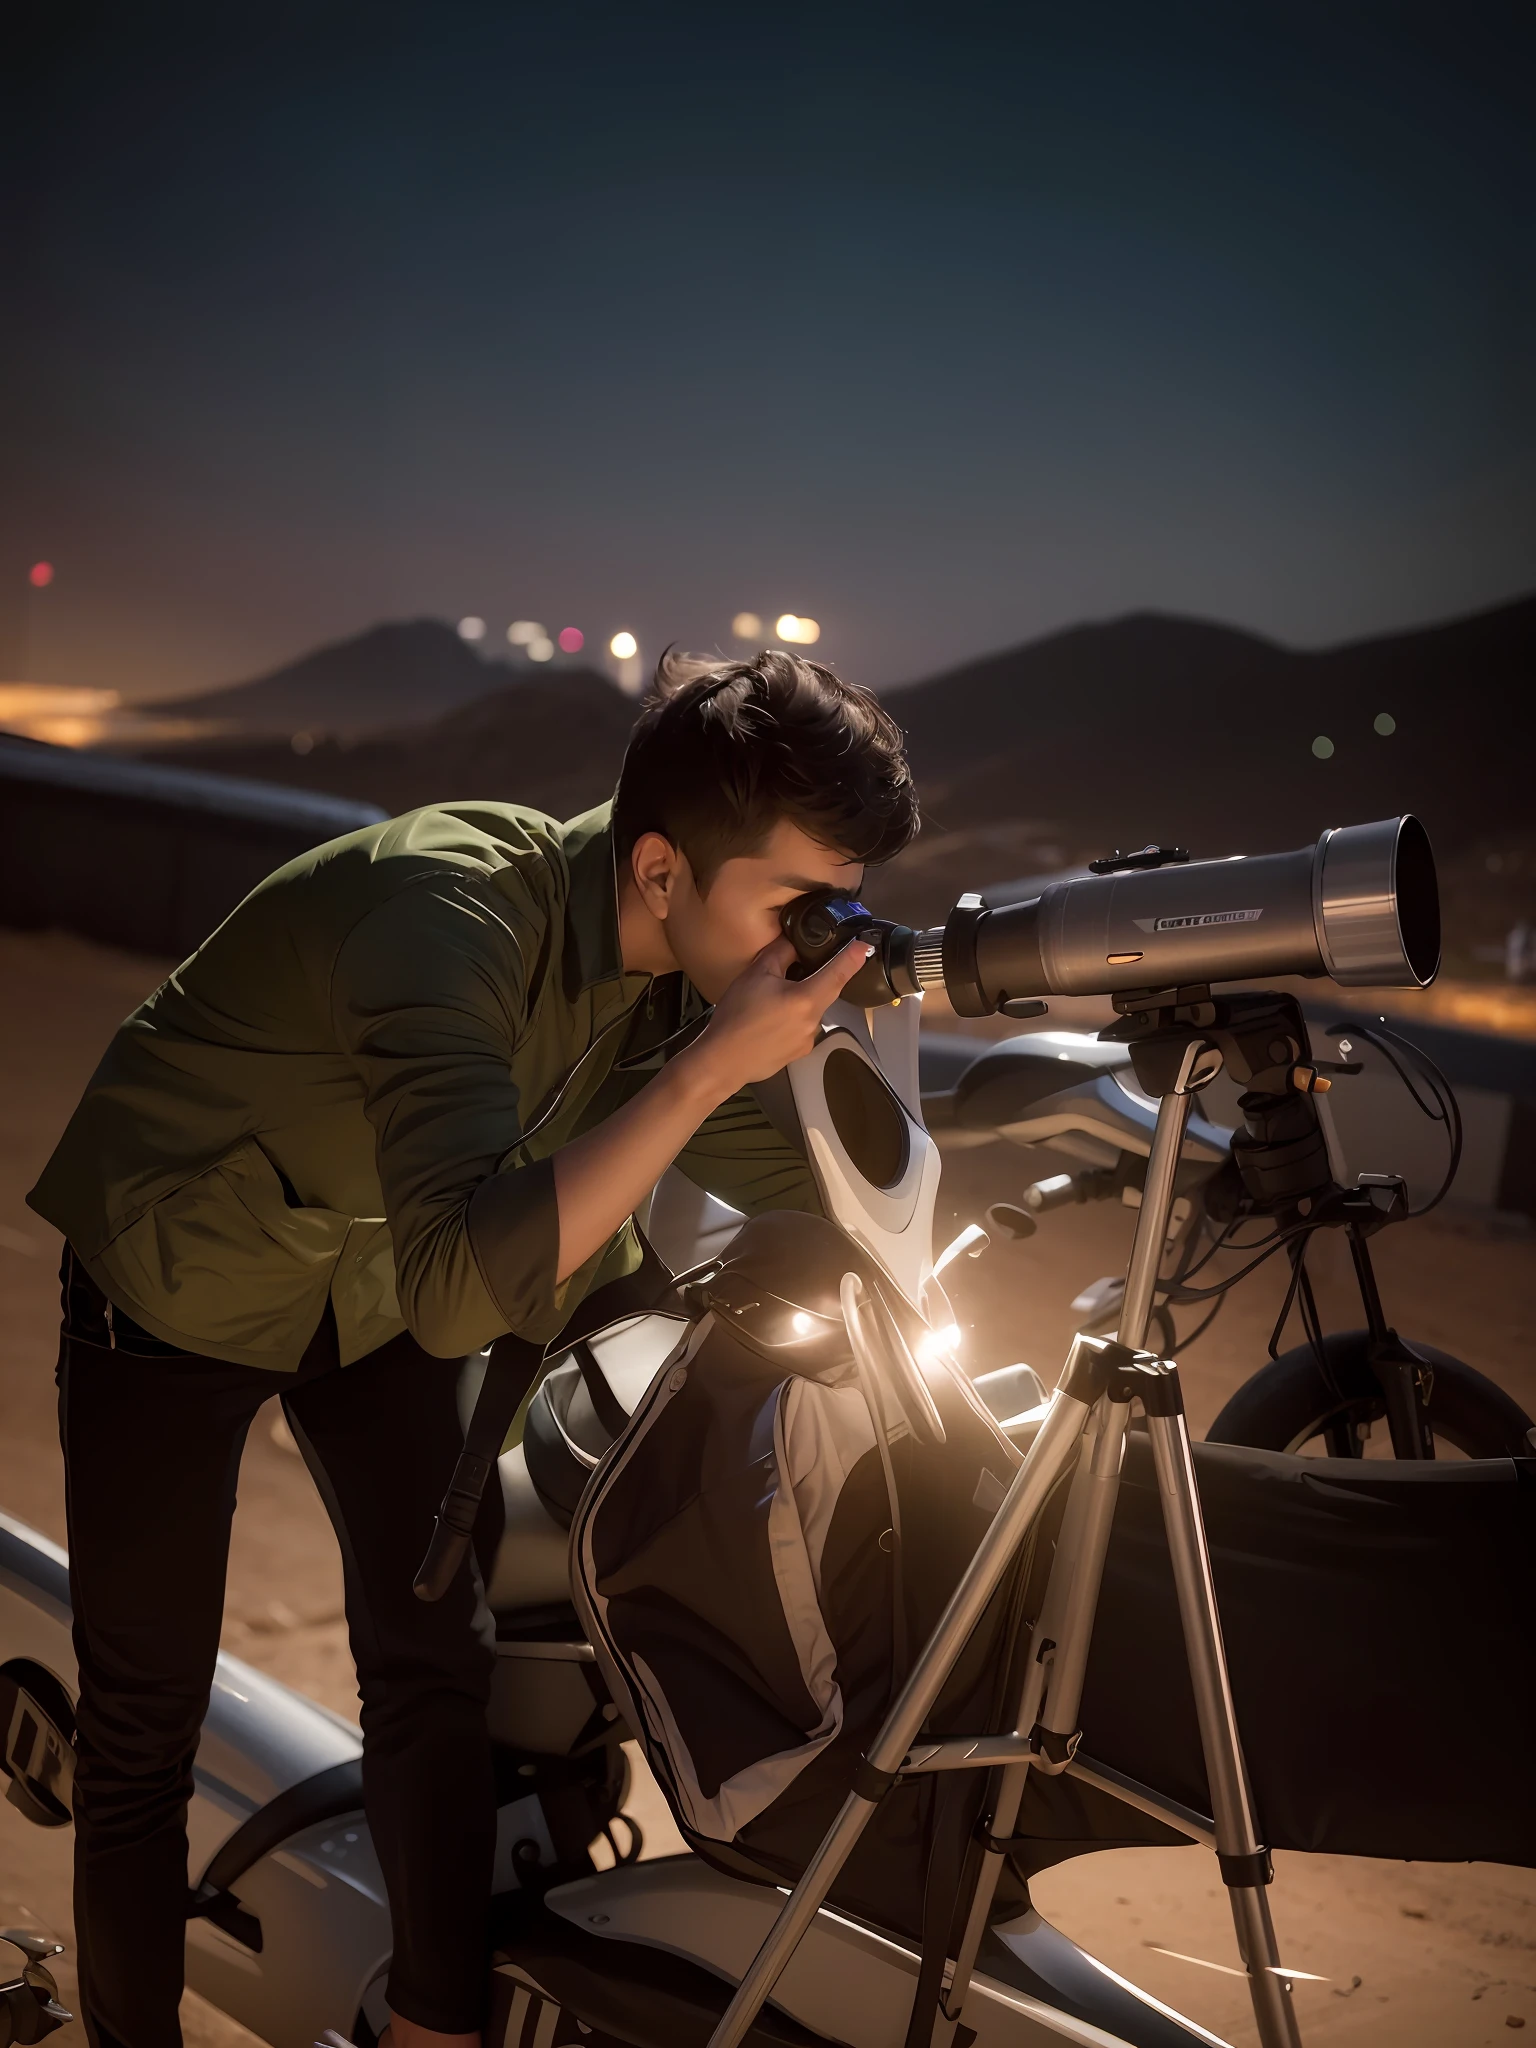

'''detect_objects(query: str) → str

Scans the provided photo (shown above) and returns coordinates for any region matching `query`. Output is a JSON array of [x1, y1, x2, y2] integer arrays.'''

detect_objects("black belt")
[[62, 1247, 188, 1358]]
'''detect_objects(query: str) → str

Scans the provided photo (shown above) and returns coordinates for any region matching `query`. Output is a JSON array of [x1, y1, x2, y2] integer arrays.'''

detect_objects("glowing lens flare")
[[915, 1323, 962, 1366], [558, 626, 584, 653], [610, 631, 638, 660], [457, 616, 486, 641]]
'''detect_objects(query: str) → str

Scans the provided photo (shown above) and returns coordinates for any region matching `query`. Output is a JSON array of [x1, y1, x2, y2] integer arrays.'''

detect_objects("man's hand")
[[690, 936, 874, 1097], [549, 934, 871, 1282]]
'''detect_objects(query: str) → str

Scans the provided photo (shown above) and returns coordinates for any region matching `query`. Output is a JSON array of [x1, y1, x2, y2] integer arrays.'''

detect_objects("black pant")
[[56, 1251, 498, 2048]]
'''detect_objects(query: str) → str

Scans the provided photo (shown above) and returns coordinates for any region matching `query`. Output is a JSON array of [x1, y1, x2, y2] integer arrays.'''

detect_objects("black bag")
[[1013, 1437, 1536, 1873], [572, 1210, 1033, 1942]]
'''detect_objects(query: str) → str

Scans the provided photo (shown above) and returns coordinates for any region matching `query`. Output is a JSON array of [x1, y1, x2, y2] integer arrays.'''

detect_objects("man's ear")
[[629, 831, 684, 921]]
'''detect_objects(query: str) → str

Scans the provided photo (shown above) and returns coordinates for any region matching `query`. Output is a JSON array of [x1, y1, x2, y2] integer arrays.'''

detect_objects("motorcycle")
[[923, 1015, 1534, 1462], [2, 820, 1532, 2048]]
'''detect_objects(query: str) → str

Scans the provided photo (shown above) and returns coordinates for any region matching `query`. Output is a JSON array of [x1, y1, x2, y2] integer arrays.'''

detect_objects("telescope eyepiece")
[[778, 889, 924, 1005]]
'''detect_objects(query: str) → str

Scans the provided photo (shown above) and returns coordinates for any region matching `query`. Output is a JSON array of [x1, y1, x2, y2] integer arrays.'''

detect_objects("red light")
[[558, 626, 584, 653], [29, 562, 53, 588]]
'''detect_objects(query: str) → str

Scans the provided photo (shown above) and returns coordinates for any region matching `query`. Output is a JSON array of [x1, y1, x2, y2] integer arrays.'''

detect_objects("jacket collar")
[[560, 798, 627, 996]]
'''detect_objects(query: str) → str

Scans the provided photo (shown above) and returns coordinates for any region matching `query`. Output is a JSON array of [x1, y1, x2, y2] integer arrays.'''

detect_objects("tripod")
[[707, 1022, 1305, 2048]]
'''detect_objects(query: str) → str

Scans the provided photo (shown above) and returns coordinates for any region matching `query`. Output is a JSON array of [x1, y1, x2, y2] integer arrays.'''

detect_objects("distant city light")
[[731, 612, 763, 640], [1374, 712, 1396, 736], [558, 626, 584, 653], [457, 616, 486, 641], [29, 562, 53, 588], [527, 636, 555, 662], [508, 620, 545, 647], [775, 614, 821, 645], [610, 630, 638, 660], [1312, 735, 1335, 759], [291, 731, 315, 755], [0, 683, 119, 748]]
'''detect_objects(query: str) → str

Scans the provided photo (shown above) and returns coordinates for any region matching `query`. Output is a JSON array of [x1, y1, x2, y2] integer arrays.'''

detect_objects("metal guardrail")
[[0, 736, 387, 959]]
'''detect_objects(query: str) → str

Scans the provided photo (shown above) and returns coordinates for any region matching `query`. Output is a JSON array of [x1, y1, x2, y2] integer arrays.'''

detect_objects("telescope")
[[783, 815, 1440, 1013]]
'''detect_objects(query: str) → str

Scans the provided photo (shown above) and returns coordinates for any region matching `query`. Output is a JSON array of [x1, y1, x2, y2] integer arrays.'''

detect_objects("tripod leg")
[[941, 1065, 1209, 2032], [704, 1365, 1100, 2048], [939, 1393, 1131, 2030], [1145, 1378, 1304, 2048]]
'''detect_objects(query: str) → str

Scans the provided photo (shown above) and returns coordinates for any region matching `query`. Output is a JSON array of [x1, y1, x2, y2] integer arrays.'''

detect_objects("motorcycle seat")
[[521, 1311, 693, 1528], [486, 1444, 573, 1614], [485, 1311, 696, 1622]]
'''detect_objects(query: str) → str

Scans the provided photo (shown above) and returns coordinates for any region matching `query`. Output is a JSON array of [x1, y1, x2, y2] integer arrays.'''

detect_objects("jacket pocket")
[[94, 1136, 353, 1366]]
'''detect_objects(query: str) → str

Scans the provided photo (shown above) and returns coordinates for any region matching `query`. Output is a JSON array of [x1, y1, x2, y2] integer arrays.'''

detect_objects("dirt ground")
[[1, 927, 1532, 2047]]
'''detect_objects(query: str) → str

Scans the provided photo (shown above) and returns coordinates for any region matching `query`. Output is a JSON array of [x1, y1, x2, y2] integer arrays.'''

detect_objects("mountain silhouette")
[[148, 667, 638, 821], [136, 595, 1534, 964], [883, 597, 1533, 896], [142, 618, 517, 738]]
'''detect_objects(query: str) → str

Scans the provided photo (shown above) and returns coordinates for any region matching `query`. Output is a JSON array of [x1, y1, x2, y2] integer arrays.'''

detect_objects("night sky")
[[9, 3, 1535, 701]]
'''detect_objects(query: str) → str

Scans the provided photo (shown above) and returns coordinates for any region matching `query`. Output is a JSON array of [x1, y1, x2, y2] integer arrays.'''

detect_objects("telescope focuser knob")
[[1087, 845, 1191, 875]]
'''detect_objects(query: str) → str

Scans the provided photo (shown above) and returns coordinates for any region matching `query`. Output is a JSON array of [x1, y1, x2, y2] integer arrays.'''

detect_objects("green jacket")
[[28, 799, 817, 1371]]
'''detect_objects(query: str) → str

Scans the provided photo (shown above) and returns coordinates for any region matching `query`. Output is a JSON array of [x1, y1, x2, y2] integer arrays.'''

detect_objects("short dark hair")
[[614, 648, 919, 888]]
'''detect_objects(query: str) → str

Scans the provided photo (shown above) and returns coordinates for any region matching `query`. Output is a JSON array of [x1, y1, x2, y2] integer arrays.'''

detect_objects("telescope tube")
[[923, 816, 1439, 1015]]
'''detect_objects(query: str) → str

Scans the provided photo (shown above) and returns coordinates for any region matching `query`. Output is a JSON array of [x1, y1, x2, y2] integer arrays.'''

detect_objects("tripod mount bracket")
[[1217, 1847, 1275, 1890], [1058, 1333, 1183, 1412], [1025, 1723, 1082, 1777], [1106, 1356, 1185, 1416]]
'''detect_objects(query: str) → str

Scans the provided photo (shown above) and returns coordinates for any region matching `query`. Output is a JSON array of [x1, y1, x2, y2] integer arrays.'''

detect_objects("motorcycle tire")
[[1206, 1329, 1535, 1460]]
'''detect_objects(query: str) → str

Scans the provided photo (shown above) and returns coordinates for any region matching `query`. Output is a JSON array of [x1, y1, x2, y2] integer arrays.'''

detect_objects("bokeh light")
[[558, 626, 584, 653], [1312, 735, 1335, 759], [775, 614, 821, 645], [29, 562, 54, 588], [507, 620, 545, 647], [610, 630, 638, 660], [527, 635, 555, 662], [731, 612, 762, 640], [457, 616, 486, 641], [1374, 712, 1397, 735]]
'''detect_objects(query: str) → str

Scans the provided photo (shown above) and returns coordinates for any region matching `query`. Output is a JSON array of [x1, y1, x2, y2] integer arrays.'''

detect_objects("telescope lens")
[[1396, 816, 1441, 987], [1315, 814, 1440, 988]]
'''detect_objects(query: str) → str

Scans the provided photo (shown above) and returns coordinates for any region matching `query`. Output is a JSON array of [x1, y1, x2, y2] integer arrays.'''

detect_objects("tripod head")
[[1104, 983, 1409, 1237]]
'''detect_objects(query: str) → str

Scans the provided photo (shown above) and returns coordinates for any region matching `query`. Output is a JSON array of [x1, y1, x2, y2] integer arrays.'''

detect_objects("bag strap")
[[902, 1780, 981, 2048], [413, 1223, 679, 1602], [568, 1338, 632, 1438], [413, 1328, 545, 1602]]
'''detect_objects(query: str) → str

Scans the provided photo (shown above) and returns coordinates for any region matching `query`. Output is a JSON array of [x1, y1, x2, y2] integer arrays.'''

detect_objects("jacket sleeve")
[[330, 878, 610, 1356], [671, 1087, 823, 1217]]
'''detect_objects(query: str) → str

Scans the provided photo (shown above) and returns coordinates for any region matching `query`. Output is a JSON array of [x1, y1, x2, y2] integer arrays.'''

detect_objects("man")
[[28, 646, 919, 2048]]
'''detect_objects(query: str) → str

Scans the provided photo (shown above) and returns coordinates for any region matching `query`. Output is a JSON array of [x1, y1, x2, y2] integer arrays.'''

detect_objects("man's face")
[[641, 817, 865, 1002]]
